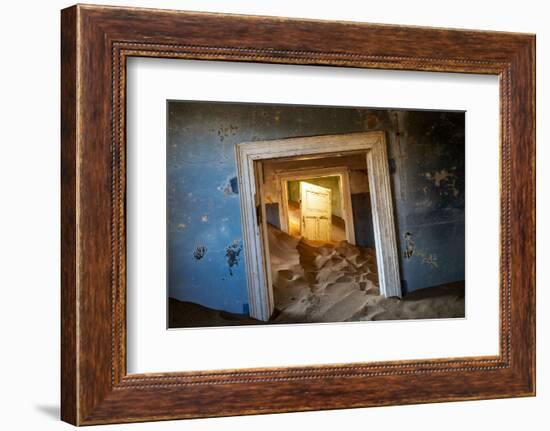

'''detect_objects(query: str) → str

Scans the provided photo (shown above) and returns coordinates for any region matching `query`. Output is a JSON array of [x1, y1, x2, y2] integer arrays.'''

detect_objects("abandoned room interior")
[[259, 151, 382, 323], [167, 100, 465, 328]]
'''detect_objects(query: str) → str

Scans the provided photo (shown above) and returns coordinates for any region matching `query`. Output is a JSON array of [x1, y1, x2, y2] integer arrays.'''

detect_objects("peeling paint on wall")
[[193, 245, 207, 260], [219, 175, 239, 196], [424, 168, 459, 197], [217, 125, 239, 141], [415, 250, 439, 268], [402, 232, 439, 269], [225, 240, 242, 276], [404, 232, 415, 259]]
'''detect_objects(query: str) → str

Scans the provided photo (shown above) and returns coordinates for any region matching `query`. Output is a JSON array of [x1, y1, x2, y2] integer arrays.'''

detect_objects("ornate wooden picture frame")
[[61, 4, 535, 425]]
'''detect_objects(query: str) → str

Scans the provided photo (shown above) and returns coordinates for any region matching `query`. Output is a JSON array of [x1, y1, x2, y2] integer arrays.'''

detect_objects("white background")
[[127, 59, 499, 373], [0, 0, 547, 430]]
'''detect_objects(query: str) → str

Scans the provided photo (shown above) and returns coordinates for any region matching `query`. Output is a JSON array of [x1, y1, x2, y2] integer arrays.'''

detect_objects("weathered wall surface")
[[392, 111, 465, 292], [167, 101, 465, 313]]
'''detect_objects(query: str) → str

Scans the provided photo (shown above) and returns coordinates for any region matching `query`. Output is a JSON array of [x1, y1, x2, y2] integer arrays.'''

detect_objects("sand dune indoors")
[[268, 225, 464, 324]]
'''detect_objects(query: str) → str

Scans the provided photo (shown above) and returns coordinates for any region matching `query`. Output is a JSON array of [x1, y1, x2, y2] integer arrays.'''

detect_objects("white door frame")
[[276, 167, 356, 244], [236, 131, 401, 321]]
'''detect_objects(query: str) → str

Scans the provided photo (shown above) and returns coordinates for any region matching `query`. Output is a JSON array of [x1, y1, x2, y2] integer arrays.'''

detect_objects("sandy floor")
[[268, 225, 464, 323], [168, 226, 464, 329], [169, 298, 259, 328]]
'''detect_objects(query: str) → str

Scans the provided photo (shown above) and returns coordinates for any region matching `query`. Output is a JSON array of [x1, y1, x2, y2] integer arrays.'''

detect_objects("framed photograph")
[[61, 4, 535, 425]]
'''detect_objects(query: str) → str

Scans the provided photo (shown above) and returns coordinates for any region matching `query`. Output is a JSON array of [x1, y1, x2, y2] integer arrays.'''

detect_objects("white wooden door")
[[300, 181, 332, 241]]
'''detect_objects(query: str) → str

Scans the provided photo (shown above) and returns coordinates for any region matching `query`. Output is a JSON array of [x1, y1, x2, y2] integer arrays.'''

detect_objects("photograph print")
[[167, 101, 465, 328]]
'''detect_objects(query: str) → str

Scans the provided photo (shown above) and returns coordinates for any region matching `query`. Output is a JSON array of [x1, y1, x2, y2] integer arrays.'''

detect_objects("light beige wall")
[[262, 153, 369, 204], [288, 176, 342, 217]]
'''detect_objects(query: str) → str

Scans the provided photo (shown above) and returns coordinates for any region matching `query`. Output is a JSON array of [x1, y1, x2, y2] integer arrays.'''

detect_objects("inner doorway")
[[276, 167, 357, 246], [260, 155, 380, 324]]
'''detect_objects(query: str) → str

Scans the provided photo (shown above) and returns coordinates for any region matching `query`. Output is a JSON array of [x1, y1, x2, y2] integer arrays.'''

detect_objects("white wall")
[[0, 0, 547, 430]]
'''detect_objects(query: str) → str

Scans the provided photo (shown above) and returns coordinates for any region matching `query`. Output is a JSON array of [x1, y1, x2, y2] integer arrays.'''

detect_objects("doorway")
[[275, 166, 357, 246], [236, 132, 401, 321]]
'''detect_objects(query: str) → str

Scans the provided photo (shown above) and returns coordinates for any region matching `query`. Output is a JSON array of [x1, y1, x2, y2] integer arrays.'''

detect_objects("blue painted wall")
[[392, 111, 465, 293], [352, 193, 376, 249], [167, 101, 465, 313]]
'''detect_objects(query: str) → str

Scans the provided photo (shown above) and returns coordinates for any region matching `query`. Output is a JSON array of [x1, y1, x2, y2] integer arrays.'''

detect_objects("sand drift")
[[268, 225, 464, 323]]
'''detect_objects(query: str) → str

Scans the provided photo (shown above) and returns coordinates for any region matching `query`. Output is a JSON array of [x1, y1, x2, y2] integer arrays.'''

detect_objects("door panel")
[[300, 181, 332, 241], [303, 216, 318, 239], [317, 216, 330, 241]]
